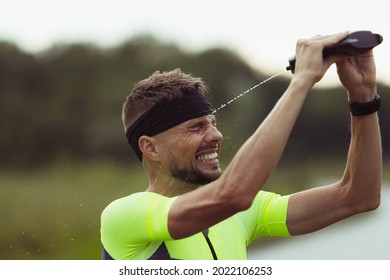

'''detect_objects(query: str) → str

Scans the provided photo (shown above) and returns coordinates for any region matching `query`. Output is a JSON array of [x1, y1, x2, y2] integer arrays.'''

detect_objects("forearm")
[[341, 111, 382, 211], [286, 102, 382, 236], [219, 78, 311, 201]]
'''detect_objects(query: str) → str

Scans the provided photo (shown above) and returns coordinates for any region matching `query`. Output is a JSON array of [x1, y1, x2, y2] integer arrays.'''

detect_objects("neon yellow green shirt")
[[101, 190, 290, 260]]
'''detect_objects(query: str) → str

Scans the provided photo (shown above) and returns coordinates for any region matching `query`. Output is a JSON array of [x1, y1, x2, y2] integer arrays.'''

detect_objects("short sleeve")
[[100, 192, 177, 259], [236, 191, 290, 244]]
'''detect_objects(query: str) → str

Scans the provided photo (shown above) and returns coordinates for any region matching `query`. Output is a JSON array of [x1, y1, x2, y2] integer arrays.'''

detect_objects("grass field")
[[1, 159, 389, 260], [0, 161, 148, 260]]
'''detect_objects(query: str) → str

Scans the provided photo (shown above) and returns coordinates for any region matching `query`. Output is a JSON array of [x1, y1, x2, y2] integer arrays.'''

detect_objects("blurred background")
[[0, 0, 389, 260]]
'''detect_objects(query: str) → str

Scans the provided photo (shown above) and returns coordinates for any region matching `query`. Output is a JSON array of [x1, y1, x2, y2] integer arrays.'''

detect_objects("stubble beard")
[[169, 154, 222, 186]]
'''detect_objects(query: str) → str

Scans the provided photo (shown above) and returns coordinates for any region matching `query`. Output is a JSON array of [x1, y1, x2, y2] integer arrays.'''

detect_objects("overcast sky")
[[0, 0, 388, 87]]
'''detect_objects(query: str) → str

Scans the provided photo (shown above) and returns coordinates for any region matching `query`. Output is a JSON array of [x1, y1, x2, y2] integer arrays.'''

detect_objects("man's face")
[[156, 115, 223, 185]]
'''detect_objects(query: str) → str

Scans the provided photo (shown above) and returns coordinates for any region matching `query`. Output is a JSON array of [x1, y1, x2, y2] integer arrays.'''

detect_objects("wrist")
[[349, 94, 381, 116], [347, 87, 377, 103], [289, 76, 314, 95]]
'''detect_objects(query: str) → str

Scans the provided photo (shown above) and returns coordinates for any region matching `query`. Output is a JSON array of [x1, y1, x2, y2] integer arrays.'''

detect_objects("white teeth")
[[197, 152, 218, 162]]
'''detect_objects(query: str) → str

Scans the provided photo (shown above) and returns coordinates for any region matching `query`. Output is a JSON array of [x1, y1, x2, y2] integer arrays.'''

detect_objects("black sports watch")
[[349, 94, 381, 116]]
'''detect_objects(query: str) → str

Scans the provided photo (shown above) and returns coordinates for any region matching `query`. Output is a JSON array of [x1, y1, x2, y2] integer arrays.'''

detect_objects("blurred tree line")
[[0, 34, 389, 169]]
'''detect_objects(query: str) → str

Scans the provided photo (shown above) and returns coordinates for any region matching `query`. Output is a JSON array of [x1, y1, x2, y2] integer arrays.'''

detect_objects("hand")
[[293, 31, 349, 87], [336, 50, 377, 102]]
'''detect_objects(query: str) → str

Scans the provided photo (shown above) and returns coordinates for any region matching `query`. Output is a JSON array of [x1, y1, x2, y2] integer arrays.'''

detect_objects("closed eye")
[[188, 118, 216, 132], [185, 115, 217, 132], [188, 121, 207, 132]]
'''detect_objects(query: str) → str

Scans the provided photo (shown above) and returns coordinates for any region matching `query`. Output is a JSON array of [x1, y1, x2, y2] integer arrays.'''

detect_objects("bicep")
[[286, 183, 355, 235]]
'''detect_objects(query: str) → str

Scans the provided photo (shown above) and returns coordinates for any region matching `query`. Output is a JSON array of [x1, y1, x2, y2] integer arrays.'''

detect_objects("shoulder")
[[102, 192, 168, 218], [101, 191, 176, 251], [236, 190, 290, 235], [251, 190, 289, 210]]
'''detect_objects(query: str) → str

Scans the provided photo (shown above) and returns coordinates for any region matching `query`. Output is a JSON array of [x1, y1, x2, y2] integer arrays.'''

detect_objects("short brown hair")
[[122, 68, 208, 129]]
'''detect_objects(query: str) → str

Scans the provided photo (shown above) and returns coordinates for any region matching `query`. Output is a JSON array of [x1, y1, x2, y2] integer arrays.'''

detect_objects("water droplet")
[[213, 71, 285, 113]]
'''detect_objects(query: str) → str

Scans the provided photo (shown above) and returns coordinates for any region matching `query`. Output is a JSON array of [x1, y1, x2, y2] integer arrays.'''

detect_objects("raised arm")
[[286, 49, 382, 235], [168, 32, 351, 239]]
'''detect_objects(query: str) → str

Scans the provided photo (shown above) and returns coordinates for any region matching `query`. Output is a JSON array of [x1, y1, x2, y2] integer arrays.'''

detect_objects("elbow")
[[352, 185, 381, 214], [362, 179, 382, 213], [339, 176, 381, 215], [222, 191, 254, 213], [358, 194, 381, 214], [233, 194, 254, 212], [215, 181, 255, 213], [365, 191, 381, 212]]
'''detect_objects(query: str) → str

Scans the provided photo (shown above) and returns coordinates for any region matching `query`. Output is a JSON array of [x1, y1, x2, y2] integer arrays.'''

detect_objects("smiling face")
[[155, 114, 223, 185]]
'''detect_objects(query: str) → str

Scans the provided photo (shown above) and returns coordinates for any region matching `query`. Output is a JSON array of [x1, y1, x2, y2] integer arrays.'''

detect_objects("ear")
[[138, 136, 160, 161]]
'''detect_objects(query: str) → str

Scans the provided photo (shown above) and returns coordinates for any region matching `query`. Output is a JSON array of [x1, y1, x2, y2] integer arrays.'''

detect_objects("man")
[[100, 31, 382, 260]]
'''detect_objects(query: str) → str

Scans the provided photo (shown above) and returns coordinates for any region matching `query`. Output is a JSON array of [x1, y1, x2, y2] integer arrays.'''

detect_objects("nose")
[[205, 124, 223, 143]]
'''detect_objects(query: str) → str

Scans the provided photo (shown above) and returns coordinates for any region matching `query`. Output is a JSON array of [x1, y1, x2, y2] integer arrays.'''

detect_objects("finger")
[[307, 31, 350, 47], [322, 31, 350, 48]]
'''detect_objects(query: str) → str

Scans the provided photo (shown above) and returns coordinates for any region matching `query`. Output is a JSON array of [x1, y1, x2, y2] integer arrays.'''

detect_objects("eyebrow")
[[187, 116, 217, 127]]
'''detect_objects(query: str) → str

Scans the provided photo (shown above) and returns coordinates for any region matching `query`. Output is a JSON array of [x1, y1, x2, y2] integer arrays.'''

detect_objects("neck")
[[147, 175, 199, 197]]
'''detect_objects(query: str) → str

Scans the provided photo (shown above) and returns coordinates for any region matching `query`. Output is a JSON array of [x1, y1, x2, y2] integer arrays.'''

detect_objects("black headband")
[[126, 91, 214, 161]]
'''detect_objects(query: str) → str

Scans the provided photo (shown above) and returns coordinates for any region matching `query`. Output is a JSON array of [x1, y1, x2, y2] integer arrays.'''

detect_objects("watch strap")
[[349, 94, 381, 116]]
